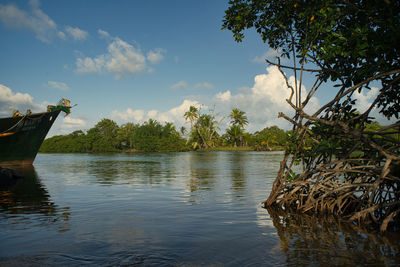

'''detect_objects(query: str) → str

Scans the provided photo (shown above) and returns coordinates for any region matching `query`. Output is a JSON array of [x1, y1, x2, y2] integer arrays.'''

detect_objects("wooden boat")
[[0, 99, 72, 166]]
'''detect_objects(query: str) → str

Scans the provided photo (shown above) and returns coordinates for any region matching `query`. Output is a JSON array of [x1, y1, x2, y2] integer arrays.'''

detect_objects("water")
[[0, 152, 399, 266]]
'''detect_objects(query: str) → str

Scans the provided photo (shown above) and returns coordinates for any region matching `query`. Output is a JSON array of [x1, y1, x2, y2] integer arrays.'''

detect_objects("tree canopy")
[[41, 108, 290, 153], [222, 0, 400, 118], [41, 118, 188, 153]]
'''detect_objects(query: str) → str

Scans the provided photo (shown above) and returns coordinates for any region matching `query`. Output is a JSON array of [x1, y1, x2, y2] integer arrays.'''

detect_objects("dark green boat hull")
[[0, 110, 61, 166]]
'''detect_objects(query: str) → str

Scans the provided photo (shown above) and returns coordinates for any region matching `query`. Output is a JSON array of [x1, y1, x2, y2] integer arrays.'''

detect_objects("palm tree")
[[229, 108, 248, 146], [230, 108, 248, 128], [184, 106, 199, 130], [226, 124, 243, 147]]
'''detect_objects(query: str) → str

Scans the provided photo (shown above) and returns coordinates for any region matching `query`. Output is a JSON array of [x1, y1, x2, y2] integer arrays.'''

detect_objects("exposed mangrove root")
[[264, 65, 400, 232]]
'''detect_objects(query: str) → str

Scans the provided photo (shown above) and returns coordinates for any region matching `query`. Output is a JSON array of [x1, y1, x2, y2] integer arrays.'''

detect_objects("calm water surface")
[[0, 152, 399, 266]]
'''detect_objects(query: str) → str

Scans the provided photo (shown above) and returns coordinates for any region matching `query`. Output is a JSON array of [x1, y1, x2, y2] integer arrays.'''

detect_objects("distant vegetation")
[[40, 108, 290, 153]]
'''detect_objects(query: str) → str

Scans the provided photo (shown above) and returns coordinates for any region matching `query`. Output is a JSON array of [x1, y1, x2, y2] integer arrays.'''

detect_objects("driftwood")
[[263, 59, 400, 232]]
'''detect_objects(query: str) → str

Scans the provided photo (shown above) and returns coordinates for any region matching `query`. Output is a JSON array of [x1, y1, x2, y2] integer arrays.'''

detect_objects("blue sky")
[[0, 0, 381, 136]]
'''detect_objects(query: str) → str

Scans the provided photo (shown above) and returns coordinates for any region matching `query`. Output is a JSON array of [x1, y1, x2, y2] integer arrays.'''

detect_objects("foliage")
[[131, 120, 187, 152], [40, 130, 88, 153], [185, 106, 224, 149], [229, 108, 248, 128], [41, 107, 291, 153], [227, 108, 248, 147], [252, 126, 288, 151], [222, 0, 400, 118], [41, 119, 188, 153], [184, 106, 200, 130], [86, 119, 119, 152], [223, 0, 400, 231], [225, 124, 243, 147]]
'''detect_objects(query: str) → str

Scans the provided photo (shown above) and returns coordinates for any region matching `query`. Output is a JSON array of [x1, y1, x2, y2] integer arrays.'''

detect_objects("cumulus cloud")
[[353, 86, 391, 124], [98, 29, 111, 39], [46, 115, 88, 137], [252, 49, 281, 63], [0, 0, 89, 43], [62, 117, 86, 128], [170, 80, 188, 90], [106, 38, 146, 76], [108, 67, 392, 134], [57, 30, 66, 40], [109, 67, 320, 132], [211, 66, 320, 131], [147, 48, 166, 65], [216, 90, 231, 102], [65, 26, 88, 41], [0, 0, 58, 42], [76, 34, 162, 78], [111, 108, 145, 122], [195, 82, 214, 90], [0, 84, 45, 116], [171, 81, 214, 90], [111, 99, 202, 128], [76, 56, 105, 73], [353, 87, 379, 113], [47, 81, 69, 91]]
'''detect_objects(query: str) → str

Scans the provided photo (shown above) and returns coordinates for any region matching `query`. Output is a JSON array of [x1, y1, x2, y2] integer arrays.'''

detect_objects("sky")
[[0, 0, 384, 137]]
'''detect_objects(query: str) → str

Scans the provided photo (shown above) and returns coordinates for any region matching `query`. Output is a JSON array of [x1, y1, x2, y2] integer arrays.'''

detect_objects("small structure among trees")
[[223, 0, 400, 231]]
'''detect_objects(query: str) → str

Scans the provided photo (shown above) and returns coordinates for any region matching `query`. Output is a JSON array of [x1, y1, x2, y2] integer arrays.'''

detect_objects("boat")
[[0, 98, 73, 166]]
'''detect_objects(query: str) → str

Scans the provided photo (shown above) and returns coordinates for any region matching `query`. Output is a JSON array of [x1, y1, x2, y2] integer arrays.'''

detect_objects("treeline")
[[40, 108, 290, 153], [41, 119, 188, 153]]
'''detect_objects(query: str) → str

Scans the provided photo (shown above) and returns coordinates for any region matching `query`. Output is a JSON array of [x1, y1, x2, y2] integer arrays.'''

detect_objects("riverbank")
[[196, 146, 285, 152], [40, 146, 285, 153]]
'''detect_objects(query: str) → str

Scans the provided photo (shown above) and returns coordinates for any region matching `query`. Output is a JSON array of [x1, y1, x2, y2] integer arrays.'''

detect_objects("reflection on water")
[[0, 166, 70, 233], [0, 152, 398, 266], [267, 206, 400, 266], [228, 152, 247, 196], [187, 152, 218, 192]]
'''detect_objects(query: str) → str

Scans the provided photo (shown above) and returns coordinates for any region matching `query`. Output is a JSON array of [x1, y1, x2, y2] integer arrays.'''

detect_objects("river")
[[0, 152, 398, 266]]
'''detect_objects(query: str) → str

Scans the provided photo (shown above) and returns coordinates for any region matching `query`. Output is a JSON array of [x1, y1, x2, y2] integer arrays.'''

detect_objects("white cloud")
[[0, 84, 45, 116], [109, 67, 391, 134], [252, 49, 281, 63], [353, 86, 392, 124], [147, 48, 166, 65], [111, 99, 202, 128], [98, 29, 110, 39], [0, 0, 90, 43], [76, 56, 105, 73], [45, 115, 87, 137], [76, 31, 166, 77], [353, 87, 379, 113], [106, 38, 146, 77], [216, 90, 231, 102], [76, 37, 154, 78], [165, 100, 203, 126], [0, 0, 58, 42], [111, 108, 145, 122], [57, 30, 66, 40], [170, 80, 188, 90], [211, 66, 321, 131], [110, 67, 321, 133], [47, 81, 69, 91], [65, 26, 88, 41], [62, 117, 86, 128], [195, 82, 214, 89]]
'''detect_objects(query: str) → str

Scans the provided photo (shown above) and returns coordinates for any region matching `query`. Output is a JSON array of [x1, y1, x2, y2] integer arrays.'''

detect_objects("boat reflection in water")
[[266, 206, 400, 266], [0, 166, 70, 232]]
